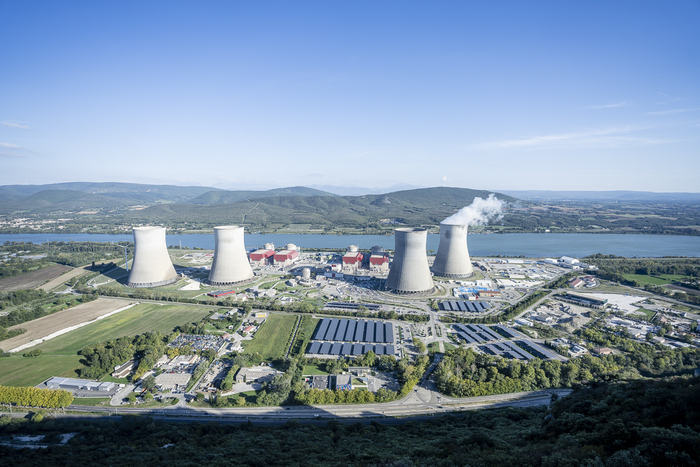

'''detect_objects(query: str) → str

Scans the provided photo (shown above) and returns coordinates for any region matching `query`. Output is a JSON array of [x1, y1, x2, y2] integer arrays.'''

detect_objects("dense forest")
[[1, 376, 698, 466]]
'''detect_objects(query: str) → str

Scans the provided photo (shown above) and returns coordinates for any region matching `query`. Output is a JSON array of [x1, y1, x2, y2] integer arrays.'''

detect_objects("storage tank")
[[431, 223, 474, 279], [371, 245, 385, 255], [127, 227, 178, 288], [385, 228, 435, 295], [264, 243, 274, 250], [347, 245, 359, 252], [302, 268, 311, 280], [285, 243, 297, 251], [208, 226, 255, 286]]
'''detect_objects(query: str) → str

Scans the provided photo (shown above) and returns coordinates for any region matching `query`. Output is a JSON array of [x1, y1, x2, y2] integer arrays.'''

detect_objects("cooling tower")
[[385, 228, 435, 295], [432, 223, 474, 279], [208, 226, 255, 286], [127, 227, 178, 288]]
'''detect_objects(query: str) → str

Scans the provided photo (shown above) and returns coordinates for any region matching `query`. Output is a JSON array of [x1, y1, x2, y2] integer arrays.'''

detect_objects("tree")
[[143, 392, 153, 402], [127, 393, 137, 404], [142, 375, 156, 391], [413, 338, 426, 354]]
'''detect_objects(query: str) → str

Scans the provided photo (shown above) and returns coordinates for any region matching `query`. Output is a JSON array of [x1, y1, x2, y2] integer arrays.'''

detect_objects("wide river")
[[1, 233, 699, 258]]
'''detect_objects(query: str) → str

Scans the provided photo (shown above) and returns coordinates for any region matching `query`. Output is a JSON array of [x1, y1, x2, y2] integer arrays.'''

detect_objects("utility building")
[[342, 245, 364, 271]]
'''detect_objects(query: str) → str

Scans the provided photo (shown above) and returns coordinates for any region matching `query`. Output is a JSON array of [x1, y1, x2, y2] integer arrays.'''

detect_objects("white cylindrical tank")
[[264, 243, 274, 250], [208, 226, 255, 286], [127, 227, 178, 288], [385, 228, 435, 295], [432, 223, 474, 279], [302, 268, 311, 280], [285, 243, 297, 251], [347, 245, 359, 252]]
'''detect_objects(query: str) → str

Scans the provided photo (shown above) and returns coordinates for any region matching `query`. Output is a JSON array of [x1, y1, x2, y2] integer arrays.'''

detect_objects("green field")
[[623, 274, 688, 286], [303, 364, 330, 375], [242, 313, 297, 360], [71, 397, 111, 406], [0, 355, 82, 387], [636, 308, 657, 320], [29, 303, 211, 356]]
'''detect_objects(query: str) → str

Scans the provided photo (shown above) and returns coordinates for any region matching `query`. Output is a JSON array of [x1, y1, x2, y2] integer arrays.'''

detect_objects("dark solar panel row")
[[515, 340, 559, 360], [384, 322, 394, 343], [354, 320, 364, 341], [336, 320, 348, 341], [441, 300, 492, 312], [457, 332, 477, 344], [306, 341, 397, 357], [474, 325, 502, 341], [453, 324, 485, 343], [365, 321, 375, 342], [345, 320, 356, 341], [502, 341, 535, 360], [314, 318, 330, 340], [376, 321, 384, 343], [325, 319, 339, 341], [492, 325, 517, 339]]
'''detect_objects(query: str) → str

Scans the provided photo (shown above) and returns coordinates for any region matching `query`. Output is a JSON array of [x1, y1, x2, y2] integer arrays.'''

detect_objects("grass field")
[[303, 364, 330, 375], [71, 398, 111, 406], [623, 274, 689, 286], [636, 308, 657, 320], [0, 355, 83, 387], [29, 303, 211, 356], [242, 313, 297, 360]]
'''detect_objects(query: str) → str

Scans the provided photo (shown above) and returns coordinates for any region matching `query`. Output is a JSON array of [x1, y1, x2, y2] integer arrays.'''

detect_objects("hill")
[[189, 186, 336, 204], [500, 190, 700, 203], [0, 190, 149, 214], [123, 187, 517, 227]]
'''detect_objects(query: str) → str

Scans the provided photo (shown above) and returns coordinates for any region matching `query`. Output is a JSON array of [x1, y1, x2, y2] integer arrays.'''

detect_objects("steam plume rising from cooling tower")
[[441, 194, 505, 226]]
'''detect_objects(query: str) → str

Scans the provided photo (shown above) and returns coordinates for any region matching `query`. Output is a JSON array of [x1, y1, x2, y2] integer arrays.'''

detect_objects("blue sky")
[[1, 1, 698, 192]]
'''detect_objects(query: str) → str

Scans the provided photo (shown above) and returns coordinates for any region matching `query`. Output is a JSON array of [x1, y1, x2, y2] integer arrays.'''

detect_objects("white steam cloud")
[[441, 194, 505, 226]]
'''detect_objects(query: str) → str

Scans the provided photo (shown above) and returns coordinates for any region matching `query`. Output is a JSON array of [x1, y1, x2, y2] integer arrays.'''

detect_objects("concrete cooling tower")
[[127, 227, 178, 288], [432, 223, 474, 279], [385, 228, 435, 295], [208, 226, 255, 286]]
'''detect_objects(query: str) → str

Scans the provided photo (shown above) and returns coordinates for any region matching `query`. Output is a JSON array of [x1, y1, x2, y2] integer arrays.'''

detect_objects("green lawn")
[[28, 303, 211, 356], [623, 274, 688, 286], [303, 364, 330, 375], [0, 355, 82, 387], [242, 314, 297, 360], [636, 308, 657, 320]]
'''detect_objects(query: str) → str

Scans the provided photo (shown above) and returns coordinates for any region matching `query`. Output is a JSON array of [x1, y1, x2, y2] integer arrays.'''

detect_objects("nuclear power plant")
[[207, 226, 255, 286], [385, 228, 435, 295], [127, 226, 179, 288], [431, 223, 474, 278]]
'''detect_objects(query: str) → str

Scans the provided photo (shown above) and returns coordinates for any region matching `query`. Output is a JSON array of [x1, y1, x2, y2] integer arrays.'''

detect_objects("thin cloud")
[[0, 142, 21, 149], [0, 152, 25, 158], [656, 92, 681, 105], [1, 122, 30, 130], [585, 102, 630, 109], [645, 108, 700, 115], [472, 127, 674, 151]]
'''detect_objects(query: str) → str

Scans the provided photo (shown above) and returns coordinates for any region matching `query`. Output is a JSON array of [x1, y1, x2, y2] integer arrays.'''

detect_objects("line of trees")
[[0, 385, 73, 408]]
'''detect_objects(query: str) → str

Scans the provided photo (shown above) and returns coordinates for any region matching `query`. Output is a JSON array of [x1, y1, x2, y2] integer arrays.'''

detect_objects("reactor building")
[[207, 226, 255, 286], [385, 228, 435, 295], [127, 226, 179, 288], [431, 223, 474, 279]]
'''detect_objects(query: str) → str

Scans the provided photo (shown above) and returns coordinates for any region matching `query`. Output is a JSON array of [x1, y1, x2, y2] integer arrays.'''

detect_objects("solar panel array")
[[492, 325, 528, 340], [478, 341, 535, 361], [514, 340, 560, 360], [452, 324, 503, 344], [313, 318, 394, 343], [440, 300, 491, 313], [306, 341, 396, 357]]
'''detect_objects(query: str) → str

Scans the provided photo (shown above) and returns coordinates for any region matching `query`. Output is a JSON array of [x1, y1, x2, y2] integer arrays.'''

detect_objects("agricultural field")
[[242, 313, 297, 360], [0, 355, 83, 387], [0, 264, 71, 291], [2, 298, 132, 352], [40, 266, 91, 291], [27, 303, 211, 356]]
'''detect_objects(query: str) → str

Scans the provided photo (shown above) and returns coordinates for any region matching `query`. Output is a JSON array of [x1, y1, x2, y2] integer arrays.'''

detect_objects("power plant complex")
[[431, 223, 474, 279], [127, 226, 179, 288], [385, 228, 435, 295], [207, 226, 255, 286]]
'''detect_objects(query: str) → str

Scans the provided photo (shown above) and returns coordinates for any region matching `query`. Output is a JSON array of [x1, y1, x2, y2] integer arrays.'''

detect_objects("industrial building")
[[342, 245, 364, 271], [274, 248, 299, 266], [207, 225, 255, 286], [46, 377, 115, 393], [249, 243, 275, 266], [127, 226, 179, 288], [369, 245, 390, 272], [385, 228, 435, 295], [432, 223, 474, 279], [112, 359, 137, 378]]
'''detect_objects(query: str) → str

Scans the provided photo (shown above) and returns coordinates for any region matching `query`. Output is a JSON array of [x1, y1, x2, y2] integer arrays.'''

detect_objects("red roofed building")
[[342, 246, 364, 271], [249, 249, 275, 266], [273, 249, 299, 266], [370, 255, 390, 272]]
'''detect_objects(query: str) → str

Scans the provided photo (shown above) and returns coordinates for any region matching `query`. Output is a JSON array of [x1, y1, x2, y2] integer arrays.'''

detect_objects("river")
[[1, 233, 699, 258]]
